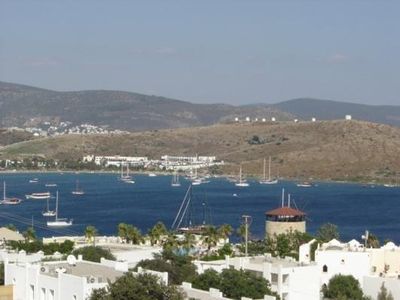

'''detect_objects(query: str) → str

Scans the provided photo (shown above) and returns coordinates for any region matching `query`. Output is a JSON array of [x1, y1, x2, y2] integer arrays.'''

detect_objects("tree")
[[181, 233, 196, 252], [72, 246, 115, 263], [192, 268, 279, 300], [377, 283, 394, 300], [5, 224, 17, 231], [236, 223, 251, 242], [202, 226, 220, 251], [117, 223, 128, 242], [85, 225, 98, 246], [317, 223, 340, 242], [367, 233, 380, 248], [136, 250, 197, 285], [163, 233, 179, 251], [148, 222, 168, 245], [89, 273, 185, 300], [126, 225, 143, 244], [322, 275, 364, 300], [23, 227, 36, 242], [217, 224, 233, 240], [192, 269, 221, 291]]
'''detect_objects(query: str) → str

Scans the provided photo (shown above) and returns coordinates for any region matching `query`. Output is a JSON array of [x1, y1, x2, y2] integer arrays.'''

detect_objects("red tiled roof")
[[265, 206, 306, 216]]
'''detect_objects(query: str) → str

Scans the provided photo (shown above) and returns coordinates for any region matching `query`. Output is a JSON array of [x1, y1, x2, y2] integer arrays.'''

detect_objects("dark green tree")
[[322, 275, 364, 300], [135, 250, 196, 285], [72, 246, 115, 263], [191, 268, 279, 300], [192, 269, 221, 291], [317, 223, 340, 242], [89, 273, 184, 300]]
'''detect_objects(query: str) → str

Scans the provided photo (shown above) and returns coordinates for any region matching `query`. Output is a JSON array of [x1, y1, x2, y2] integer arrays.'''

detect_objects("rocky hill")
[[2, 120, 400, 182]]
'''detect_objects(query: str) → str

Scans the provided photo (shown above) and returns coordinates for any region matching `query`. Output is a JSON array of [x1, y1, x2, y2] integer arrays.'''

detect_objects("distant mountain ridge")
[[1, 81, 400, 130], [272, 98, 400, 127], [0, 81, 290, 130]]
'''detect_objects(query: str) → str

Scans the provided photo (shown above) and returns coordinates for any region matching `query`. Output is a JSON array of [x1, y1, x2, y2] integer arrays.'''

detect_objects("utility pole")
[[242, 215, 252, 257]]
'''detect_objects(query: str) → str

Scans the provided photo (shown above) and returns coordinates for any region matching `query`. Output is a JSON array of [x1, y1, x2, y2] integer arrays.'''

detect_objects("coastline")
[[0, 168, 395, 187]]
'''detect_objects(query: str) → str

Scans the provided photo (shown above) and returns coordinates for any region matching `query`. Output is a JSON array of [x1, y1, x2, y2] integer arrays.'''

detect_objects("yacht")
[[25, 192, 51, 200], [120, 164, 135, 184], [171, 172, 181, 187], [148, 173, 157, 177], [29, 178, 39, 183], [1, 181, 21, 205], [235, 165, 249, 187], [45, 183, 57, 187], [259, 157, 278, 185], [42, 197, 56, 217], [71, 180, 85, 195], [297, 181, 313, 188], [47, 191, 73, 227]]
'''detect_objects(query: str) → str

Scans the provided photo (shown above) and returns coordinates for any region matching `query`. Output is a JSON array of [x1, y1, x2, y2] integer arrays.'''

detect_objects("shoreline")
[[0, 169, 395, 187]]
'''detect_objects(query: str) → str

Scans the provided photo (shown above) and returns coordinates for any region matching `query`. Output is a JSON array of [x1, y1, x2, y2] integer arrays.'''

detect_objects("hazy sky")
[[1, 1, 399, 105]]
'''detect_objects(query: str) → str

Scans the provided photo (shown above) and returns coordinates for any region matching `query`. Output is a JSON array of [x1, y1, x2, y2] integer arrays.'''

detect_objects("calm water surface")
[[0, 173, 398, 242]]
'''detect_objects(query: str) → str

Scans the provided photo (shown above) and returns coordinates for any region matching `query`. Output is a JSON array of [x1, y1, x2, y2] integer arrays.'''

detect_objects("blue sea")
[[0, 172, 399, 243]]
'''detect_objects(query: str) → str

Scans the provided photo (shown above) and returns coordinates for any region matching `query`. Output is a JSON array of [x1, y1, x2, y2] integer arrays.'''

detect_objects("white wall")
[[315, 250, 371, 287], [363, 276, 400, 300]]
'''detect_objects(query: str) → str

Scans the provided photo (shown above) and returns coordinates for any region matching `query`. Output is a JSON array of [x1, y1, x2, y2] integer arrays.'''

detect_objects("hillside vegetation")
[[2, 120, 400, 181]]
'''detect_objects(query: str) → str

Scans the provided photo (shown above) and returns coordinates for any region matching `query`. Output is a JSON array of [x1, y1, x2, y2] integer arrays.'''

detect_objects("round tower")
[[265, 206, 306, 238]]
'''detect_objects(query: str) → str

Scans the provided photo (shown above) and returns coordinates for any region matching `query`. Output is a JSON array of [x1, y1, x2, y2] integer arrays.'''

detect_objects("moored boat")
[[25, 192, 51, 200], [1, 182, 22, 205]]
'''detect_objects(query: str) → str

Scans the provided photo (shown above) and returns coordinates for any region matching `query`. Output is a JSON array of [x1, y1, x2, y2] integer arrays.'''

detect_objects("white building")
[[4, 254, 168, 300], [301, 238, 400, 299], [345, 115, 352, 120], [5, 256, 125, 300], [194, 255, 320, 300], [82, 155, 148, 167]]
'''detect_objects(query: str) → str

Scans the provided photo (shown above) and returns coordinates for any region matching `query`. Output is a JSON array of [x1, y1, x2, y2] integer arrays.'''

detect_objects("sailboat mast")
[[268, 156, 272, 181], [263, 159, 266, 181], [3, 181, 5, 201], [55, 191, 59, 220]]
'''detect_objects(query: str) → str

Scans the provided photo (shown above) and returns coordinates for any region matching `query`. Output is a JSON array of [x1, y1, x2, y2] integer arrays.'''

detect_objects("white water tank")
[[245, 117, 250, 122], [311, 117, 316, 122], [271, 117, 276, 122], [262, 118, 266, 122]]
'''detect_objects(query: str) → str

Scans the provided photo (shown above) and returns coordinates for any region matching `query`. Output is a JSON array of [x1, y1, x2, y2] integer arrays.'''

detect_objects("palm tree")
[[181, 233, 196, 252], [126, 225, 143, 245], [85, 225, 98, 246], [118, 223, 128, 242], [163, 233, 179, 251], [202, 226, 220, 251], [148, 222, 169, 245], [217, 224, 233, 240], [23, 227, 36, 242]]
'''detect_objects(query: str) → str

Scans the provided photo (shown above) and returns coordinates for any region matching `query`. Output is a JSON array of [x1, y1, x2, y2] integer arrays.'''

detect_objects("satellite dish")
[[67, 255, 77, 266]]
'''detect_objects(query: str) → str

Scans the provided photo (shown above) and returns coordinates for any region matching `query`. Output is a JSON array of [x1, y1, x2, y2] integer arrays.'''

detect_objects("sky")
[[0, 0, 399, 105]]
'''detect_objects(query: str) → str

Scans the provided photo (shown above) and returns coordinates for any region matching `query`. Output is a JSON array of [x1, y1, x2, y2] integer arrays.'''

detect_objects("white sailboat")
[[72, 180, 85, 195], [25, 192, 51, 200], [47, 191, 73, 227], [191, 168, 202, 185], [1, 181, 21, 205], [42, 197, 56, 217], [171, 172, 181, 187], [235, 165, 249, 187], [120, 164, 135, 184], [259, 157, 278, 185]]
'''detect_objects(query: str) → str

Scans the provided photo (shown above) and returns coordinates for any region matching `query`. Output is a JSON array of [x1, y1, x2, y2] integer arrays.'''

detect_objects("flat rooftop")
[[42, 261, 124, 282]]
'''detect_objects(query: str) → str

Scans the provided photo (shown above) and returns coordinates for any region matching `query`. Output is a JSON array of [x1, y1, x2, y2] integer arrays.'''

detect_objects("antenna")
[[281, 188, 285, 207]]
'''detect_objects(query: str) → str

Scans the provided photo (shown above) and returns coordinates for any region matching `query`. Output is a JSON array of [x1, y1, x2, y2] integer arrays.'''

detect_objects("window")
[[48, 289, 55, 300], [29, 285, 35, 300], [323, 265, 328, 272], [40, 288, 46, 300]]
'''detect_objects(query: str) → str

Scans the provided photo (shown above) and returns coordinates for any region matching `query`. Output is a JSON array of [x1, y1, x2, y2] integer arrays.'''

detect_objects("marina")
[[0, 172, 399, 242]]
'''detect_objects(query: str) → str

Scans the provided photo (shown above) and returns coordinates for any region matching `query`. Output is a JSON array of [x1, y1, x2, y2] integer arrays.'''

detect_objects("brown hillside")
[[1, 120, 400, 181]]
